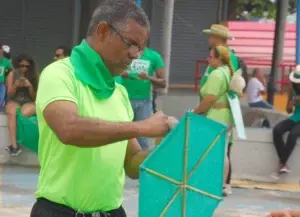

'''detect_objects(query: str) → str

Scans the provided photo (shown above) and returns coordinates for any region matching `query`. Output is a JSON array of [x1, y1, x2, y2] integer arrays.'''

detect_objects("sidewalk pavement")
[[1, 166, 300, 217]]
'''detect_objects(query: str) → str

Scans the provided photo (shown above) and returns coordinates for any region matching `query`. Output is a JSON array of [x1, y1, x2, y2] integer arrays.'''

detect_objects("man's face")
[[96, 19, 149, 76], [54, 49, 65, 61], [208, 35, 225, 49]]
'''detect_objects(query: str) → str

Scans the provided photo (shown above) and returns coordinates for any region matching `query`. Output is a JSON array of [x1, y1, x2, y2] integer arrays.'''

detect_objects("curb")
[[215, 209, 265, 217]]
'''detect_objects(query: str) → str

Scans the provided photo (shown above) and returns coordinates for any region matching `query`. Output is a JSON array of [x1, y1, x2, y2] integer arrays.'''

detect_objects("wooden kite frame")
[[144, 115, 226, 217]]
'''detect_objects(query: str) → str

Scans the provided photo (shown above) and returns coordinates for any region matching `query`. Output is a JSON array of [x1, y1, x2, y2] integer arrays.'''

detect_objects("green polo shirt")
[[122, 47, 164, 100], [35, 58, 133, 212]]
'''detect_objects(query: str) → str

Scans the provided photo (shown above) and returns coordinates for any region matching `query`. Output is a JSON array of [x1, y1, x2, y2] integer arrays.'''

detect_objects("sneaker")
[[10, 146, 22, 157], [270, 172, 280, 180], [279, 165, 291, 173], [5, 145, 13, 153], [223, 185, 232, 196]]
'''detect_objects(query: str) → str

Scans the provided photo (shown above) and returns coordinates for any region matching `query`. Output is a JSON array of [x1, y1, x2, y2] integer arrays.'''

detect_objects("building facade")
[[0, 0, 225, 84]]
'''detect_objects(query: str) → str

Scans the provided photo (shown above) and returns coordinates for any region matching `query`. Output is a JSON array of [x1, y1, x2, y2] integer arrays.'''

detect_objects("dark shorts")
[[30, 198, 127, 217]]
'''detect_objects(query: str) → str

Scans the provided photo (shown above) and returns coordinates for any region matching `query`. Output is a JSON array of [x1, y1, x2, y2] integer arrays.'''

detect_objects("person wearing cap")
[[2, 45, 12, 61], [0, 44, 13, 109], [271, 66, 300, 180], [200, 24, 240, 196]]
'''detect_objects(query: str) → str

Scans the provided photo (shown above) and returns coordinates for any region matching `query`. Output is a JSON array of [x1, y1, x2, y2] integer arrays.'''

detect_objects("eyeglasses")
[[19, 64, 30, 69], [108, 24, 144, 58]]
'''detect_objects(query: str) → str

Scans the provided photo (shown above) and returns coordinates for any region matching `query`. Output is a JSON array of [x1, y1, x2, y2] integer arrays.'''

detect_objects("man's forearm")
[[126, 150, 150, 179], [148, 76, 166, 88], [59, 117, 149, 147]]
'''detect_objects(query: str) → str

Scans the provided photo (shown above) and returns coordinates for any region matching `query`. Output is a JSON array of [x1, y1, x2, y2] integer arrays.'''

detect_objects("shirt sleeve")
[[202, 68, 226, 97], [6, 60, 13, 71], [153, 51, 165, 71], [255, 79, 265, 91], [36, 62, 78, 112]]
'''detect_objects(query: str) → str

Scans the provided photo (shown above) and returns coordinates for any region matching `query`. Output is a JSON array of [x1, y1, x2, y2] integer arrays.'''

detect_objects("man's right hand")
[[142, 111, 170, 138]]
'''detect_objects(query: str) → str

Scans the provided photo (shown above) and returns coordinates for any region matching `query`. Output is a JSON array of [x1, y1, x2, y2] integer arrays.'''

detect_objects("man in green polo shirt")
[[30, 2, 171, 217], [121, 47, 166, 150]]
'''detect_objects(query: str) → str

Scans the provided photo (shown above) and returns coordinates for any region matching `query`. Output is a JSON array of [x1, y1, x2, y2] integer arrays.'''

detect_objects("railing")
[[194, 59, 296, 93]]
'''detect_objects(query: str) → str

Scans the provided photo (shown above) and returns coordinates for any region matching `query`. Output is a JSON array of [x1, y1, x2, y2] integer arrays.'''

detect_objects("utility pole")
[[162, 0, 175, 93], [267, 0, 289, 104]]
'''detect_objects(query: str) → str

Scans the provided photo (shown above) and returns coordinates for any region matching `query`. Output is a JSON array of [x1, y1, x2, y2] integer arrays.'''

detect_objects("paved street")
[[1, 166, 300, 217]]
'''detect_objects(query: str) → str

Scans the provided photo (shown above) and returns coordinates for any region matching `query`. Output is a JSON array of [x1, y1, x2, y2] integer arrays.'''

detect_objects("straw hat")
[[203, 24, 233, 39], [289, 65, 300, 83]]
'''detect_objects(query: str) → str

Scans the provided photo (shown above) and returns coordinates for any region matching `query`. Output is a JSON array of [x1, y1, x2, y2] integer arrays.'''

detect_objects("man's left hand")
[[138, 72, 149, 80]]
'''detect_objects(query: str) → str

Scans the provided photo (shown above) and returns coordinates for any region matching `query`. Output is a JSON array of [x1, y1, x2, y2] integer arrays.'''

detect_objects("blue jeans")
[[130, 99, 153, 150], [0, 83, 6, 110], [249, 100, 273, 109]]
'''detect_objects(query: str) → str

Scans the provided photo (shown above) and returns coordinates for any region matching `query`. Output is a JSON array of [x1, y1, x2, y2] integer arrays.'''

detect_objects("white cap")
[[2, 45, 10, 53]]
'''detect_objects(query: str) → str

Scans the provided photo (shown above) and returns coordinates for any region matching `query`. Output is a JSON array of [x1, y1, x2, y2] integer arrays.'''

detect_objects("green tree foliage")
[[230, 0, 296, 19]]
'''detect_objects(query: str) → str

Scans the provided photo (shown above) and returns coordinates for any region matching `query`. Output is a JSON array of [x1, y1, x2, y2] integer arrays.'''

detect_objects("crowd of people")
[[0, 45, 71, 156], [0, 1, 299, 217]]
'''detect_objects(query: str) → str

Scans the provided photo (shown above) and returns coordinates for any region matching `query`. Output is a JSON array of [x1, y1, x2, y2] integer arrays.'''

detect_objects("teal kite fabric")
[[139, 112, 227, 217]]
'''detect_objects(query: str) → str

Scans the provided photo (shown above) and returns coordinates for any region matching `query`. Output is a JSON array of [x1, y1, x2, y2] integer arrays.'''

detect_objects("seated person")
[[5, 54, 39, 156], [271, 66, 300, 179], [246, 68, 273, 109]]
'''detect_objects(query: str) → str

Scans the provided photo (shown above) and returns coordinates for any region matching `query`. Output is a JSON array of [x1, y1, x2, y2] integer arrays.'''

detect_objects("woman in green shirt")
[[193, 45, 234, 196]]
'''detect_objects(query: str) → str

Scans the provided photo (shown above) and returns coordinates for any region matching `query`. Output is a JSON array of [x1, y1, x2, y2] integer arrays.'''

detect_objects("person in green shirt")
[[201, 24, 239, 88], [193, 45, 235, 197], [30, 2, 172, 217], [0, 44, 13, 109], [201, 24, 239, 195], [121, 47, 166, 150], [271, 66, 300, 180]]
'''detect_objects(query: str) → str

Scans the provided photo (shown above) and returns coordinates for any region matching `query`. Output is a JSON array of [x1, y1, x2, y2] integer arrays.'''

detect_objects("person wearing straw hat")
[[200, 24, 240, 196], [200, 24, 239, 87], [271, 65, 300, 180]]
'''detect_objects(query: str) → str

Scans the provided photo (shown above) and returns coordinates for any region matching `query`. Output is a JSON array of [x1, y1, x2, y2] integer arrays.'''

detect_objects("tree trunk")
[[228, 0, 238, 20]]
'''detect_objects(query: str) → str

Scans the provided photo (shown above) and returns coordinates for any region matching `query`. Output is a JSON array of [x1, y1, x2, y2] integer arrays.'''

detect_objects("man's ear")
[[96, 22, 110, 41]]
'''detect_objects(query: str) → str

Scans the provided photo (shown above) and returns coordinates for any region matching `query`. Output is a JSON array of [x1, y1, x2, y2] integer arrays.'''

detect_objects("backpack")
[[237, 57, 248, 91]]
